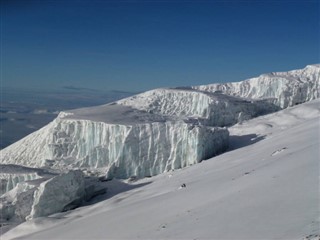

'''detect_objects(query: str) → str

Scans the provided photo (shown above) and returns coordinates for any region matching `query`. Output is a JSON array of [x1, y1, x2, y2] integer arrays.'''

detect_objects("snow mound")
[[192, 64, 320, 108]]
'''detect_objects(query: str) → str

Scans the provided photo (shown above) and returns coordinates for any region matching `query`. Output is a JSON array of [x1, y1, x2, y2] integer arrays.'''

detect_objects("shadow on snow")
[[228, 134, 266, 151]]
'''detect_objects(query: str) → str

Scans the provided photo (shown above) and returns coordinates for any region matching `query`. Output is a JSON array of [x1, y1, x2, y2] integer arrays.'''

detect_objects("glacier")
[[0, 64, 319, 233], [1, 65, 319, 182], [192, 64, 320, 108], [1, 87, 284, 180]]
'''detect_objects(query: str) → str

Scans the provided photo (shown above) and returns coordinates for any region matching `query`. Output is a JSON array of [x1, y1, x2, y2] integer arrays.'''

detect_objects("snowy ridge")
[[192, 64, 320, 108]]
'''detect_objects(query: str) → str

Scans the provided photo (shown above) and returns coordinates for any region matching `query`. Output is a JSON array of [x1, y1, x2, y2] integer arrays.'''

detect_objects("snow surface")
[[2, 99, 319, 240], [192, 64, 320, 108]]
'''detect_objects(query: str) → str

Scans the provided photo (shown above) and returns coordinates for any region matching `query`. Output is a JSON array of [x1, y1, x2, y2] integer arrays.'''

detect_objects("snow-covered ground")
[[2, 99, 319, 240]]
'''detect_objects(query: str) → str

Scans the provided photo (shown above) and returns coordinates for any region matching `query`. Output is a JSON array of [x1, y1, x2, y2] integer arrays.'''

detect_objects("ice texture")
[[0, 173, 40, 196], [192, 64, 320, 108], [0, 181, 37, 222], [0, 170, 106, 222], [27, 170, 86, 219], [0, 117, 229, 179], [0, 165, 56, 196], [117, 88, 279, 126]]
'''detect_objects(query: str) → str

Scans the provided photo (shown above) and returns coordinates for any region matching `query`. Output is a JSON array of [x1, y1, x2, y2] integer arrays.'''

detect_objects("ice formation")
[[0, 117, 229, 179], [0, 165, 56, 196], [0, 170, 107, 222], [117, 88, 279, 126], [1, 64, 319, 182], [28, 170, 86, 219], [192, 64, 320, 108]]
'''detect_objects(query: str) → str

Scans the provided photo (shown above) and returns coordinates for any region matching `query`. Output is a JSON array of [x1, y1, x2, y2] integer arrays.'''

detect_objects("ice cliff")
[[192, 64, 320, 108], [117, 88, 279, 126], [0, 116, 229, 179]]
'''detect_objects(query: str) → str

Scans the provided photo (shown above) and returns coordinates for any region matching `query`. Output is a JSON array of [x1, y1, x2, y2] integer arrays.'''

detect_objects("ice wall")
[[117, 88, 279, 126], [192, 64, 320, 108], [0, 165, 56, 196], [0, 173, 40, 196], [0, 117, 229, 179]]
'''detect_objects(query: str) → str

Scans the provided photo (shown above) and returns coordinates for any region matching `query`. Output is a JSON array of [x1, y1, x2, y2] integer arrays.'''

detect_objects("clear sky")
[[2, 0, 319, 92]]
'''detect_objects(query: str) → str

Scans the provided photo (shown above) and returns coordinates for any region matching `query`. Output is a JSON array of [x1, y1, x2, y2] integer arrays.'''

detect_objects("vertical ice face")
[[0, 117, 229, 179], [0, 172, 40, 196], [0, 165, 56, 196], [106, 122, 229, 179], [27, 170, 86, 219], [117, 88, 279, 127], [192, 64, 320, 108]]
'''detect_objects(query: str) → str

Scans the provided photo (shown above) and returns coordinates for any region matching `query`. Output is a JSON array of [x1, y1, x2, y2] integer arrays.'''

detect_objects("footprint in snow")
[[303, 234, 320, 240], [271, 147, 287, 156]]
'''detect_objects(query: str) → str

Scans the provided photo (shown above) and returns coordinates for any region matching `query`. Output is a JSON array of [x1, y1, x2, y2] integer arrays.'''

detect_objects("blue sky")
[[2, 0, 319, 91]]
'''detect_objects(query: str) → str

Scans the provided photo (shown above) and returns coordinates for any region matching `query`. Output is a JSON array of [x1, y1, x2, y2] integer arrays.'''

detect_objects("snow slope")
[[3, 99, 319, 240], [192, 64, 320, 108]]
